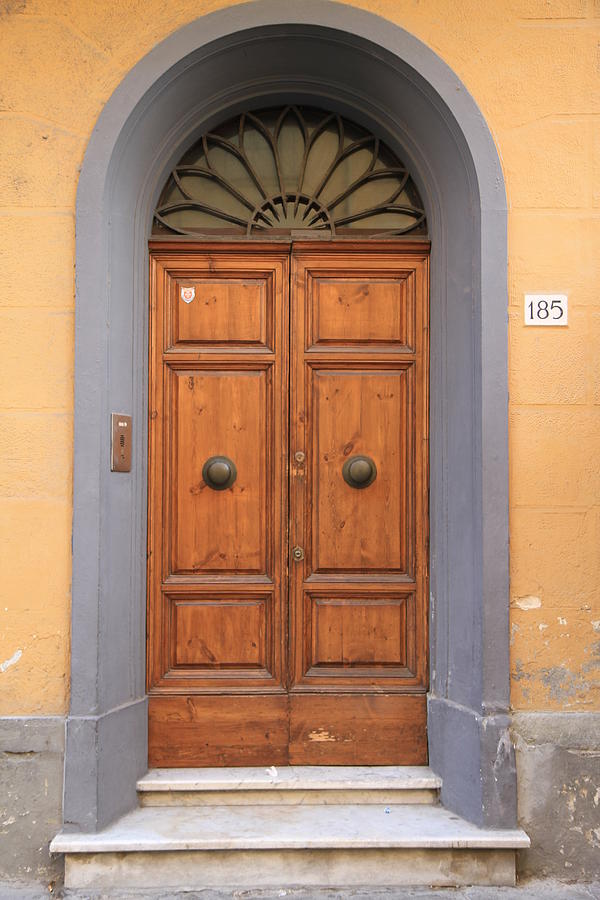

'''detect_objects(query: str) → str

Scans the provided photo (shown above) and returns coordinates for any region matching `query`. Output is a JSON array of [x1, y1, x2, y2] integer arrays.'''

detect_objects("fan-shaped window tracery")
[[153, 106, 427, 238]]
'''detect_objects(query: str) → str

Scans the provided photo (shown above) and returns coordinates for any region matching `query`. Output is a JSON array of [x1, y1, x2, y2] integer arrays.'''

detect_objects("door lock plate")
[[292, 546, 304, 561]]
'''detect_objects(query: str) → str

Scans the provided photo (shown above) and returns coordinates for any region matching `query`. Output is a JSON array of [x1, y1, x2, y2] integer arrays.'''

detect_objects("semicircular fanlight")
[[153, 106, 427, 238]]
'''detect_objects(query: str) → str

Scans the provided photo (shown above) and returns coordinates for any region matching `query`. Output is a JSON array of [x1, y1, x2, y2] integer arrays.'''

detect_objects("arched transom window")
[[153, 106, 427, 237]]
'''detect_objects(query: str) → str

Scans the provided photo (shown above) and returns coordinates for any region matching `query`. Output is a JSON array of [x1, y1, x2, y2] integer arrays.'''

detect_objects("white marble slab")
[[65, 846, 518, 890], [136, 765, 442, 792], [51, 802, 529, 854]]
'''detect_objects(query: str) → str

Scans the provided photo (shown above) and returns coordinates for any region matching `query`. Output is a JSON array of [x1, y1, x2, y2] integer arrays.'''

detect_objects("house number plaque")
[[524, 294, 568, 326]]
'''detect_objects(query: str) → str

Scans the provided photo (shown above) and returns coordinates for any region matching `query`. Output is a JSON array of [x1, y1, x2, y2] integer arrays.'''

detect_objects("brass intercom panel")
[[111, 414, 132, 472]]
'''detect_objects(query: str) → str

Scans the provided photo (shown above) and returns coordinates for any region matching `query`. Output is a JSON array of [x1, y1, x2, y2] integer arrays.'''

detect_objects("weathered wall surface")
[[513, 712, 600, 880], [0, 0, 598, 883], [0, 718, 64, 885]]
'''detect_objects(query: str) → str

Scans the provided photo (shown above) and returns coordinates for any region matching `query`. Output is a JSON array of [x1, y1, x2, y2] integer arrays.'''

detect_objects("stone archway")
[[65, 0, 514, 833]]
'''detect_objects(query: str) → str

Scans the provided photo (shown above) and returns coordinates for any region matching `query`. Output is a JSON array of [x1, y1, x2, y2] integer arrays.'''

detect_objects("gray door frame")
[[65, 0, 515, 832]]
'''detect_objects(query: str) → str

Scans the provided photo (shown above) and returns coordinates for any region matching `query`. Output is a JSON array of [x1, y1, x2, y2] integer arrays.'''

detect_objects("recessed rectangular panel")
[[168, 367, 270, 575], [168, 275, 272, 350], [311, 367, 411, 574], [310, 275, 413, 348], [309, 595, 408, 667], [169, 595, 271, 670]]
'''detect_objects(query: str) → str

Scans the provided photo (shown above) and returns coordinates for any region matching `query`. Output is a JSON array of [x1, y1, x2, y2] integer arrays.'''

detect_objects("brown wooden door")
[[147, 241, 429, 766]]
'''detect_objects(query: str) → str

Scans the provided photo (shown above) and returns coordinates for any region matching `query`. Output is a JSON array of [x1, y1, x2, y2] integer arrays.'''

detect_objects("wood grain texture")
[[147, 246, 289, 701], [169, 593, 272, 671], [168, 366, 270, 575], [290, 246, 429, 719], [289, 693, 427, 765], [310, 275, 412, 348], [305, 591, 416, 674], [312, 597, 407, 666], [310, 365, 410, 574], [149, 695, 289, 767], [148, 241, 429, 766], [171, 278, 269, 349]]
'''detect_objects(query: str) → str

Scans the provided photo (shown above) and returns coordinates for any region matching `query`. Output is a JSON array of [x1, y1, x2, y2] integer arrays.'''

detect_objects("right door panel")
[[289, 243, 429, 764]]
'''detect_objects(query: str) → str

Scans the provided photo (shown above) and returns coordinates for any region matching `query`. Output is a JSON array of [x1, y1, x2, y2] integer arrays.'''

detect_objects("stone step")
[[51, 802, 529, 890], [137, 765, 442, 806]]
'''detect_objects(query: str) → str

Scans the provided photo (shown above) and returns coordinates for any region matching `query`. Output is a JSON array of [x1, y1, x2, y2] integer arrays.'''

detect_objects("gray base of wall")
[[0, 717, 64, 885], [64, 698, 147, 832], [428, 696, 517, 828], [2, 710, 600, 885], [512, 711, 600, 881]]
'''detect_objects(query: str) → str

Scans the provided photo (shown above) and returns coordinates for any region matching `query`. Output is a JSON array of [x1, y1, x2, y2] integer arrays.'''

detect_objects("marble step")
[[51, 802, 530, 890], [137, 765, 442, 806]]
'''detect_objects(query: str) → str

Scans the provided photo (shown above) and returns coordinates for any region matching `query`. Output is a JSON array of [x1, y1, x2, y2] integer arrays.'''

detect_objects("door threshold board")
[[148, 693, 428, 766]]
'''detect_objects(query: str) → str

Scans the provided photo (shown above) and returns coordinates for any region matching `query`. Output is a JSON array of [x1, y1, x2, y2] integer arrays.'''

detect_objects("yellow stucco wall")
[[0, 0, 598, 715]]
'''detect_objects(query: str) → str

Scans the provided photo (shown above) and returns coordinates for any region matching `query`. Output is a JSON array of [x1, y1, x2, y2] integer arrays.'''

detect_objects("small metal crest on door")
[[180, 286, 195, 304]]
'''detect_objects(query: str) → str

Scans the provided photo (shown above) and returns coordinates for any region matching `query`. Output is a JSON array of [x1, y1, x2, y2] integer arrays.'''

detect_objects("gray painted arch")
[[67, 0, 514, 832]]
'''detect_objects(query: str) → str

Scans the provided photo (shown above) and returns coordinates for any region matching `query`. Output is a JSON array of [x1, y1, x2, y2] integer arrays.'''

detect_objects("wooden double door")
[[147, 241, 429, 766]]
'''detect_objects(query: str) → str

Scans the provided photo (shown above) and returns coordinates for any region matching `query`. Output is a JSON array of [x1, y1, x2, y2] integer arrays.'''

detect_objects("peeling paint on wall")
[[0, 649, 22, 673], [511, 614, 600, 710], [513, 596, 542, 611]]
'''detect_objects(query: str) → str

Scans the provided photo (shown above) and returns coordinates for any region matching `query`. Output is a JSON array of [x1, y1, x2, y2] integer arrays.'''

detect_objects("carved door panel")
[[147, 241, 429, 766], [288, 244, 429, 763], [147, 245, 290, 765]]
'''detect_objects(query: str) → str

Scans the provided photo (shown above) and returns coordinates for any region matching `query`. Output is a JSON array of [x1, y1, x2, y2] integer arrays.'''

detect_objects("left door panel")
[[147, 244, 289, 766]]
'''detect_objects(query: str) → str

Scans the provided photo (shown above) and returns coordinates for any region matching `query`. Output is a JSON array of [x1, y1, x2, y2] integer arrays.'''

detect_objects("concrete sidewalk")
[[2, 883, 600, 900]]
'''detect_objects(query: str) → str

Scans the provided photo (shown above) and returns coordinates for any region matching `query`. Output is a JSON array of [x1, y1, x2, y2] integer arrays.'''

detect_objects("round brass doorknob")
[[202, 455, 237, 491], [342, 455, 377, 489]]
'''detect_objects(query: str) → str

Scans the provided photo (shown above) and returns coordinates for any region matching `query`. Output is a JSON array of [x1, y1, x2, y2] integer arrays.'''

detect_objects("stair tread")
[[51, 803, 529, 854], [137, 765, 441, 792]]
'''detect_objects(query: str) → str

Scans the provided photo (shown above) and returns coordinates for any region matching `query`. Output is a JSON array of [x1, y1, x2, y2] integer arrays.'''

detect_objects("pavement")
[[1, 884, 600, 900]]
